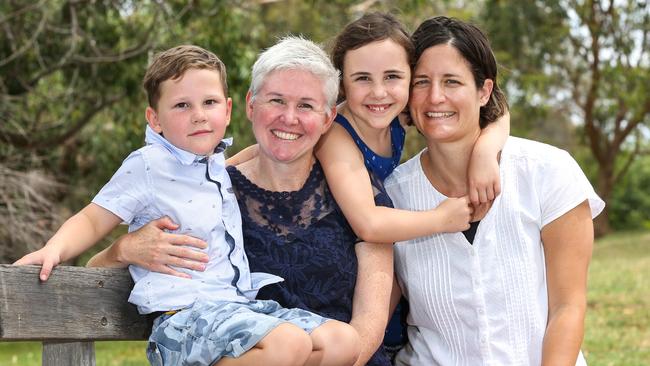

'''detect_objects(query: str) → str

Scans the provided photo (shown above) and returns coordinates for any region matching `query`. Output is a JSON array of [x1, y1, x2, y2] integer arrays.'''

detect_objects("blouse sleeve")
[[537, 149, 605, 227], [91, 150, 151, 223]]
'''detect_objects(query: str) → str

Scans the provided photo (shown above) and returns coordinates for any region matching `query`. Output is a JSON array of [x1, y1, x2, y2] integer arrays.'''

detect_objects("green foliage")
[[608, 155, 650, 230]]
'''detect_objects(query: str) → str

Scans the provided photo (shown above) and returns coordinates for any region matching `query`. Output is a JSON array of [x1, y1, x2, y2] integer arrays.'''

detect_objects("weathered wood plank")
[[0, 264, 151, 340], [42, 341, 95, 366]]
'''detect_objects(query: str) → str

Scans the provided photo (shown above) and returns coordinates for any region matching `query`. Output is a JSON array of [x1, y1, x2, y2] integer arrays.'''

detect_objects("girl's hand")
[[13, 245, 62, 281], [434, 196, 472, 233], [114, 216, 209, 278], [468, 148, 501, 205]]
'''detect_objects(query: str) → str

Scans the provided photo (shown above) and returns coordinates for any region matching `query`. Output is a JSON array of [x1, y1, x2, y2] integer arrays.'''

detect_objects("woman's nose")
[[429, 84, 445, 104], [279, 105, 298, 124]]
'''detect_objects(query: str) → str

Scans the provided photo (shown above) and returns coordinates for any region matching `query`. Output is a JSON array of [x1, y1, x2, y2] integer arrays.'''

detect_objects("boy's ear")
[[145, 106, 163, 133], [225, 97, 233, 127]]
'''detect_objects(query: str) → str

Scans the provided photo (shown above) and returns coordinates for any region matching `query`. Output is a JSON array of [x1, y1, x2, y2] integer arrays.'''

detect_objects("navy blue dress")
[[227, 162, 391, 366]]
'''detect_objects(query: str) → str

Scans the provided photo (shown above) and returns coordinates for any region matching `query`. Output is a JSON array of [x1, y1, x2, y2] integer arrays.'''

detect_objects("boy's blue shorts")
[[146, 298, 328, 366]]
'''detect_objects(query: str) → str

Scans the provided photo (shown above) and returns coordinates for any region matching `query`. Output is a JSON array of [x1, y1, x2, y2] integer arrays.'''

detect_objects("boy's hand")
[[434, 196, 472, 233], [467, 149, 501, 206], [13, 246, 63, 281]]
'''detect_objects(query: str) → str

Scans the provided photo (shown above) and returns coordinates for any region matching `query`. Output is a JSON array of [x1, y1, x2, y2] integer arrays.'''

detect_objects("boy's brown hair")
[[143, 45, 228, 109]]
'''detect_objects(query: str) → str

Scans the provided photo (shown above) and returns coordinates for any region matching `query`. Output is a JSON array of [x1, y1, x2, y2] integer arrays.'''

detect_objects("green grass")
[[2, 231, 648, 365], [583, 231, 650, 365], [0, 341, 148, 366]]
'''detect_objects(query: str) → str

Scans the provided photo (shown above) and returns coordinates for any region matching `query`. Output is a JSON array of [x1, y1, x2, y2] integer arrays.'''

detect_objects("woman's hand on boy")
[[13, 245, 63, 281], [114, 216, 209, 279]]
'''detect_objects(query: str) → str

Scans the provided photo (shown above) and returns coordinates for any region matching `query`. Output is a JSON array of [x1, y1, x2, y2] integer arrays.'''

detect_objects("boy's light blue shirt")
[[92, 126, 283, 314]]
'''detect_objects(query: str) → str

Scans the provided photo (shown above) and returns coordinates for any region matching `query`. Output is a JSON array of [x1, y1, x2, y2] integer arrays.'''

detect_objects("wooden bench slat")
[[0, 264, 151, 341]]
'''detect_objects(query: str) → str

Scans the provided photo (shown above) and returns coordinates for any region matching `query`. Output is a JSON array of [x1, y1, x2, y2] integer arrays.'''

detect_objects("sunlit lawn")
[[1, 231, 648, 365], [583, 230, 650, 365]]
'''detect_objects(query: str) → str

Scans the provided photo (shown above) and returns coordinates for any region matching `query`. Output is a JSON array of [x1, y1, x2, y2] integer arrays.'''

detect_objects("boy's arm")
[[316, 124, 472, 244], [14, 203, 122, 280], [467, 109, 510, 205], [226, 144, 258, 166], [349, 241, 393, 366]]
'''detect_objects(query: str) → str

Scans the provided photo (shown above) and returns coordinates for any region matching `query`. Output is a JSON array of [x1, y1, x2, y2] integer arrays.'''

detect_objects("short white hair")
[[249, 36, 340, 114]]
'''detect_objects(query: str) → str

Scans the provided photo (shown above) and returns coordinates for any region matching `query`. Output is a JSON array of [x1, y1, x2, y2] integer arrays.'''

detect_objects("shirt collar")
[[144, 125, 232, 165]]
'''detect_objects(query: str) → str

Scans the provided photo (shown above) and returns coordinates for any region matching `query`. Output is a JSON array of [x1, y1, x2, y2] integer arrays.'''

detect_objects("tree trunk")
[[594, 161, 615, 237], [593, 208, 610, 238]]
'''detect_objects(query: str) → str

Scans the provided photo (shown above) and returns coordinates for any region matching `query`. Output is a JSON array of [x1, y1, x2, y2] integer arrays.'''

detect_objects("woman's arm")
[[14, 203, 122, 280], [467, 109, 510, 205], [86, 216, 209, 278], [540, 200, 593, 366], [349, 241, 394, 366], [316, 124, 472, 244]]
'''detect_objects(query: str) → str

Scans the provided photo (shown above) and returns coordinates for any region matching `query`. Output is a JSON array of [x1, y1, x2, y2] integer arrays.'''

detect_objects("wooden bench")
[[0, 264, 152, 366]]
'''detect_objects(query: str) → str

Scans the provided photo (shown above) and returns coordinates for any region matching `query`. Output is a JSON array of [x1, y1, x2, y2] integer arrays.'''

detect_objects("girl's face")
[[409, 44, 492, 144], [341, 39, 411, 130]]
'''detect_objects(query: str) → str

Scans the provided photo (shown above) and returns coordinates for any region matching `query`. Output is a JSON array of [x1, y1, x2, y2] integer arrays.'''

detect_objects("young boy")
[[14, 45, 359, 366]]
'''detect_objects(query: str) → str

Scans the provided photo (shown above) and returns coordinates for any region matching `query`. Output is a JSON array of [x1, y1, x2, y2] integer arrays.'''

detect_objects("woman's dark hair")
[[330, 12, 414, 101], [411, 16, 508, 128]]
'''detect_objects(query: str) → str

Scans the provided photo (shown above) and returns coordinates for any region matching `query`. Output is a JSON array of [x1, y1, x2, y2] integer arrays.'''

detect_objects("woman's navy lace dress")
[[227, 162, 391, 366]]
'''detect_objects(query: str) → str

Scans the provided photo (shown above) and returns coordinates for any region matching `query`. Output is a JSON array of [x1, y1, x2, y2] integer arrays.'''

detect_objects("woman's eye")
[[445, 79, 461, 85], [354, 76, 370, 82], [298, 103, 313, 111], [269, 98, 285, 105], [386, 74, 402, 80], [412, 79, 429, 87]]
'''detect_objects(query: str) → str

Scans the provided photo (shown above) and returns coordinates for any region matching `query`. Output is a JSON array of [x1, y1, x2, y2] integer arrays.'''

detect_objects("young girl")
[[315, 12, 509, 244]]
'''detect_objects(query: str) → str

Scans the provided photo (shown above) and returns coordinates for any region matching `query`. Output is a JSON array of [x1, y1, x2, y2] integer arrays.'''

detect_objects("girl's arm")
[[468, 109, 510, 205], [14, 203, 122, 280], [316, 123, 471, 244], [86, 216, 209, 277], [349, 241, 393, 366], [226, 144, 258, 166], [540, 200, 593, 366]]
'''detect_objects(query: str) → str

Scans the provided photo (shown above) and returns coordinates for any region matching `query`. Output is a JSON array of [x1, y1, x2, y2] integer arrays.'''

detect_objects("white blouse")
[[384, 137, 604, 366]]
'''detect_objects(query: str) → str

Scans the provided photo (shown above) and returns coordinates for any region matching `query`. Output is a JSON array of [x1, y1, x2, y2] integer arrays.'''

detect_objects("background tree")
[[0, 0, 167, 262], [483, 0, 650, 235], [2, 0, 648, 263]]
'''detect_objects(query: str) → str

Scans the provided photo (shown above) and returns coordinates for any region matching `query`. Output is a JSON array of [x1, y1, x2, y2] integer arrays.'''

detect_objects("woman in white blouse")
[[384, 16, 604, 366]]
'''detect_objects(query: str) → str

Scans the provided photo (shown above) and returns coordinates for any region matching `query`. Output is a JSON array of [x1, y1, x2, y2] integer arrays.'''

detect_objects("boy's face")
[[146, 68, 231, 156]]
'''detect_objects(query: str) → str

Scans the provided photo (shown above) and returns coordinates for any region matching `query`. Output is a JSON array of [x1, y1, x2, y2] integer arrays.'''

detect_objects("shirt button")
[[480, 336, 487, 344], [478, 308, 484, 315]]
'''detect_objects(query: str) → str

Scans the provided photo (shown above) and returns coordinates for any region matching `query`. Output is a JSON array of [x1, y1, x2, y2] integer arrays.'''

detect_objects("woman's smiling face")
[[409, 43, 492, 144], [246, 68, 335, 164]]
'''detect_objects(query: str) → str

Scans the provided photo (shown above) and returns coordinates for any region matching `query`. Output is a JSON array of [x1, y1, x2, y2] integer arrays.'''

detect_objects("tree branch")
[[0, 93, 123, 149], [0, 5, 49, 68]]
